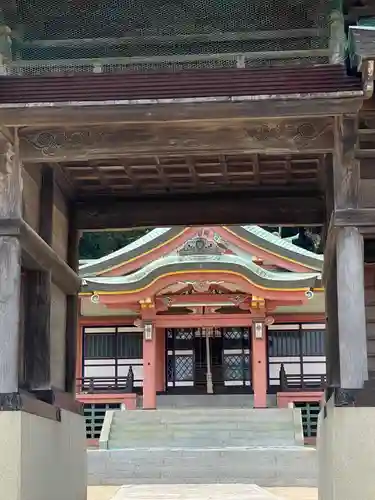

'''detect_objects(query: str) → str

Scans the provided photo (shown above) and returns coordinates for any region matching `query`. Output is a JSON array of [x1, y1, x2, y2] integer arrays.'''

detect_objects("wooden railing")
[[76, 365, 140, 394], [279, 363, 326, 392]]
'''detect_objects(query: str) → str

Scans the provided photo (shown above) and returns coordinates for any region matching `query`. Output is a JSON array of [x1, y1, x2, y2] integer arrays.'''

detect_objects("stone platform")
[[111, 484, 281, 500]]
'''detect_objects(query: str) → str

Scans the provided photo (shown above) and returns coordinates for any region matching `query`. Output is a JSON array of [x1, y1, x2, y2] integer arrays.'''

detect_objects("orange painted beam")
[[89, 271, 313, 303], [79, 316, 137, 326], [155, 293, 250, 308]]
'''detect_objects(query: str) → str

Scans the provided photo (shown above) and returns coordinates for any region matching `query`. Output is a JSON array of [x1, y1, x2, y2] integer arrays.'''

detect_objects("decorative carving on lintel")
[[178, 280, 224, 293], [19, 118, 334, 162], [178, 236, 222, 256]]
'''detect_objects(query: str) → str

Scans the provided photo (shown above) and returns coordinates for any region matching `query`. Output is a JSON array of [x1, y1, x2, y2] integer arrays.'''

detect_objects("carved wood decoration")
[[19, 118, 334, 163]]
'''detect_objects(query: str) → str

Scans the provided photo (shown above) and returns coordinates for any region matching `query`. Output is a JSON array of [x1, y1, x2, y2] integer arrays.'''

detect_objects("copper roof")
[[0, 65, 362, 103]]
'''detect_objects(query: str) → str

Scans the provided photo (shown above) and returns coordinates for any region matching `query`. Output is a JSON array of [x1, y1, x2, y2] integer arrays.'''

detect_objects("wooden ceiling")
[[57, 152, 326, 197]]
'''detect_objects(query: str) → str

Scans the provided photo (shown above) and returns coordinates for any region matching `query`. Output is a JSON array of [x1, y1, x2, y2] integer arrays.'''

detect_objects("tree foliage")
[[79, 228, 151, 259]]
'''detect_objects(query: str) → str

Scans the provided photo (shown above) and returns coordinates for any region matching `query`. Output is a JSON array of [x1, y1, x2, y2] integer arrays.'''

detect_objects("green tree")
[[79, 228, 151, 259]]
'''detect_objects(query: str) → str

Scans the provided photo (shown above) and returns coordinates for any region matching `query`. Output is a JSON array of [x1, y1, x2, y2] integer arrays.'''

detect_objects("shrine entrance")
[[166, 327, 251, 394]]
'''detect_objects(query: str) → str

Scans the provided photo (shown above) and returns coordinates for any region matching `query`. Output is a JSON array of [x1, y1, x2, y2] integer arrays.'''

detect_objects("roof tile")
[[0, 64, 362, 103]]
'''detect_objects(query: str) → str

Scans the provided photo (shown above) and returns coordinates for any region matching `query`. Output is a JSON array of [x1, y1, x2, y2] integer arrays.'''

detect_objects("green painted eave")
[[225, 225, 323, 271], [81, 254, 321, 293]]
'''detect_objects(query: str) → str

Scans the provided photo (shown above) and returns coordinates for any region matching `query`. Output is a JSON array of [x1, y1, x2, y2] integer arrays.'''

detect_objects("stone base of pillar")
[[318, 400, 375, 500], [0, 409, 87, 500]]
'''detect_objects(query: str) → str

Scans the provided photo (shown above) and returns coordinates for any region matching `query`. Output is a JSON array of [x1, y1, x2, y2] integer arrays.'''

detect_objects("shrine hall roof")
[[0, 65, 362, 104], [79, 225, 323, 278], [81, 254, 321, 294]]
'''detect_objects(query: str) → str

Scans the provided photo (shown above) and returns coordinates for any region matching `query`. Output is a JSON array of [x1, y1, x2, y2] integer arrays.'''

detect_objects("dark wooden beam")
[[20, 220, 81, 294], [38, 165, 54, 243], [19, 118, 334, 163], [324, 248, 340, 387], [0, 97, 363, 128], [24, 270, 51, 390], [65, 206, 79, 395], [23, 165, 55, 390], [75, 192, 325, 230]]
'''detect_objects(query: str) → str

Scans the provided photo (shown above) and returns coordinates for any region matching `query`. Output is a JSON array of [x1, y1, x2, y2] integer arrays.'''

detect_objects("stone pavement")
[[112, 484, 279, 499], [87, 485, 318, 500]]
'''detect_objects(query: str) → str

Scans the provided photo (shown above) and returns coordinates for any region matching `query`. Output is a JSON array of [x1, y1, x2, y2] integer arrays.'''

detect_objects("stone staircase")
[[107, 408, 302, 449], [88, 406, 317, 486]]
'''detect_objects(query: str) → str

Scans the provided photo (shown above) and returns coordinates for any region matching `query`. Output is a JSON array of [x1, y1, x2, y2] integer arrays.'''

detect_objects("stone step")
[[88, 446, 317, 487], [108, 438, 296, 449], [108, 431, 295, 442], [110, 408, 294, 420], [110, 419, 295, 429], [106, 408, 303, 449]]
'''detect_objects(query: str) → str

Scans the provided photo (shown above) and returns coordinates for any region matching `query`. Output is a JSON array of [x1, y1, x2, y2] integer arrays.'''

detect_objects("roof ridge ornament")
[[178, 235, 223, 256]]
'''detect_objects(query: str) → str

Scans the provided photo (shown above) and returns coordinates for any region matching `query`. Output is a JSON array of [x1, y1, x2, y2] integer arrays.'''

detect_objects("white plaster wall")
[[0, 410, 87, 500], [318, 404, 375, 500], [0, 412, 22, 500], [21, 409, 87, 500]]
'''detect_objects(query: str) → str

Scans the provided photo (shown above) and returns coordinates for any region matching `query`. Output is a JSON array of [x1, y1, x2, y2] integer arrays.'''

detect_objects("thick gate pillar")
[[251, 320, 267, 408], [336, 227, 367, 387], [318, 116, 375, 500], [0, 131, 86, 500], [0, 132, 22, 395]]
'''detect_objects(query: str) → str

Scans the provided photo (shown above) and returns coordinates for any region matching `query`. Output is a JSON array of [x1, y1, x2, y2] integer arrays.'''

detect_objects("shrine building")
[[77, 226, 326, 441], [2, 0, 375, 498]]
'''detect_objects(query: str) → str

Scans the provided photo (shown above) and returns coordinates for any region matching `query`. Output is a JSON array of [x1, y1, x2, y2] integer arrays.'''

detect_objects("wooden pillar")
[[143, 322, 157, 409], [336, 227, 367, 388], [251, 321, 268, 408], [0, 132, 22, 394], [24, 165, 53, 390], [65, 208, 79, 395], [331, 115, 368, 389]]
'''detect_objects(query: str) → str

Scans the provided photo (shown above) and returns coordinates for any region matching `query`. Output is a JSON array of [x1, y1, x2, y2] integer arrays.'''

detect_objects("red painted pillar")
[[155, 328, 166, 392], [251, 321, 268, 408], [143, 323, 157, 409]]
